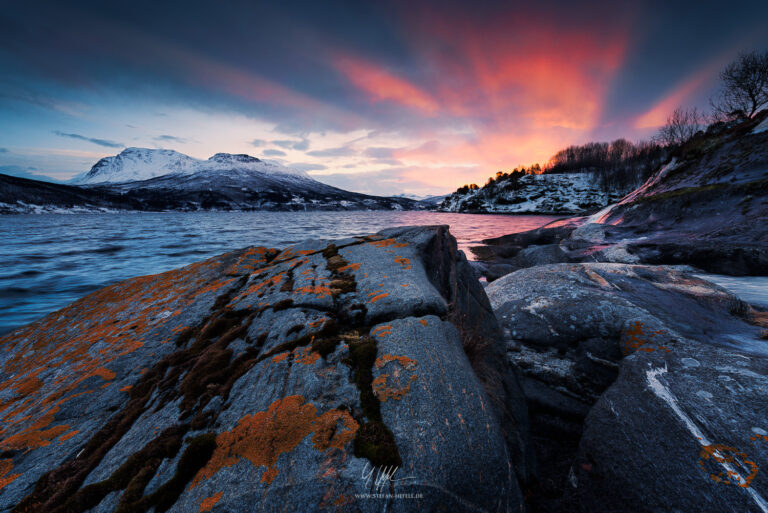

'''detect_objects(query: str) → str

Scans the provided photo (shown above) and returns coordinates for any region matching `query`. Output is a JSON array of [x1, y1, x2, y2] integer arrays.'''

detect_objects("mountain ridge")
[[76, 147, 309, 184], [1, 147, 427, 212]]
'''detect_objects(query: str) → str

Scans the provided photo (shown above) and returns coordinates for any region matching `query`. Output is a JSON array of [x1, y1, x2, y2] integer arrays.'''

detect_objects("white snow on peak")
[[75, 147, 309, 184]]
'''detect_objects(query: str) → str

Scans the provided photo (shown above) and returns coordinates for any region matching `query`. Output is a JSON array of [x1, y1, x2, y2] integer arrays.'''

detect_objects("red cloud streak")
[[331, 8, 631, 188]]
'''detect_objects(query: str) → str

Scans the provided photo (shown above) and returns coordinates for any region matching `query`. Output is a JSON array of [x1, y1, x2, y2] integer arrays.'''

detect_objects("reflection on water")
[[0, 211, 560, 334]]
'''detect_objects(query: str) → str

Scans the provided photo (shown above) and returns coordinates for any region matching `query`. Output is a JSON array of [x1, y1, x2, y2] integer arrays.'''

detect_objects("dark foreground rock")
[[472, 111, 768, 278], [0, 226, 529, 513], [486, 263, 768, 512]]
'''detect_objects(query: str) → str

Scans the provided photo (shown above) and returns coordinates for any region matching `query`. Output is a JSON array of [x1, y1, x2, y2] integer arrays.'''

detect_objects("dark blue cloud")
[[52, 131, 124, 148], [263, 149, 287, 157]]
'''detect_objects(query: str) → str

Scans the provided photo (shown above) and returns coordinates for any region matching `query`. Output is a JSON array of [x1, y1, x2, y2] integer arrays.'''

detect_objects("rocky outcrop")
[[472, 111, 768, 277], [0, 226, 529, 513], [486, 263, 768, 512], [438, 172, 626, 215]]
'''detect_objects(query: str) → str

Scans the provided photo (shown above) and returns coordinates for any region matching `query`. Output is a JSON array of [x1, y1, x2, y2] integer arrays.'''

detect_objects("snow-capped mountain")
[[75, 148, 308, 184], [2, 148, 422, 213], [437, 172, 628, 214]]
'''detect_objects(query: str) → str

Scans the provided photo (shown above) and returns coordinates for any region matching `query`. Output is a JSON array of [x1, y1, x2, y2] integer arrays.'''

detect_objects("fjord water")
[[0, 211, 561, 334]]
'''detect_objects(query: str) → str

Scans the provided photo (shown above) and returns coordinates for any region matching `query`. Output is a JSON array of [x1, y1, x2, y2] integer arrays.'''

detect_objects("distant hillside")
[[438, 140, 668, 215], [437, 168, 627, 215]]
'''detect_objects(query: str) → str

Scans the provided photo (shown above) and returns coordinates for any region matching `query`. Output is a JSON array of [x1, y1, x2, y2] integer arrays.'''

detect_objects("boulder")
[[0, 226, 529, 513], [486, 263, 768, 512]]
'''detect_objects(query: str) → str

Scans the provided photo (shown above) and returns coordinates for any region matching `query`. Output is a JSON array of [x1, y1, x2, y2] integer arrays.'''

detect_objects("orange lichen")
[[369, 293, 389, 304], [698, 443, 758, 488], [190, 396, 358, 489], [373, 354, 419, 402], [418, 319, 428, 326], [371, 325, 392, 338], [294, 284, 333, 298], [272, 248, 314, 264], [0, 459, 21, 491], [375, 354, 417, 370], [309, 318, 328, 328], [199, 491, 223, 512], [271, 352, 290, 364], [224, 246, 275, 274], [0, 248, 257, 456], [57, 429, 79, 444], [92, 367, 116, 380], [622, 321, 671, 354], [294, 347, 320, 365], [337, 263, 361, 273], [234, 273, 284, 301], [367, 238, 408, 248], [120, 385, 132, 392], [13, 375, 43, 396], [393, 256, 412, 270]]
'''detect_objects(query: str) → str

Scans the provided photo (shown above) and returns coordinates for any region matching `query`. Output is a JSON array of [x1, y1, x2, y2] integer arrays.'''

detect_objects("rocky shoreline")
[[0, 224, 765, 512]]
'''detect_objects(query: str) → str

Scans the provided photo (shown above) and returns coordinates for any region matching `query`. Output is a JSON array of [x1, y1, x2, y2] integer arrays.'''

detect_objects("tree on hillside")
[[653, 107, 703, 146], [711, 50, 768, 119]]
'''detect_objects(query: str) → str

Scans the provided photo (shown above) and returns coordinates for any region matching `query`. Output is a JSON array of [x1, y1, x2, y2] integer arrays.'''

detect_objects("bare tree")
[[711, 50, 768, 119], [653, 107, 703, 146]]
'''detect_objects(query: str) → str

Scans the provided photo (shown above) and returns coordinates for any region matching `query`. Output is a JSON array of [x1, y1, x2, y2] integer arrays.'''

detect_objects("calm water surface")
[[0, 211, 561, 334]]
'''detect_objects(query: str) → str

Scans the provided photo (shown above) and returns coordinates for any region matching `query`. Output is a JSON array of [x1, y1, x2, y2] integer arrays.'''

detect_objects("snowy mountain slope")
[[2, 148, 422, 212], [75, 148, 308, 184], [437, 172, 627, 214]]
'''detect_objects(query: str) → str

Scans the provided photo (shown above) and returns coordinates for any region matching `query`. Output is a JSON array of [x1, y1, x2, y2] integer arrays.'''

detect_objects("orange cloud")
[[634, 65, 717, 129], [633, 52, 735, 129], [333, 55, 440, 115], [327, 9, 629, 192], [416, 12, 628, 131]]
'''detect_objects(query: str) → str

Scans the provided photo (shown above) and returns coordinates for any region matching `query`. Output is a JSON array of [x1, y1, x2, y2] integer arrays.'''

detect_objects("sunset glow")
[[2, 1, 767, 195]]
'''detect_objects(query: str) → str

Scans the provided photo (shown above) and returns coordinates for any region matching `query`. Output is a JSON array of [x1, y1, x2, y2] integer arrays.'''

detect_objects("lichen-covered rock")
[[487, 263, 768, 512], [0, 226, 529, 513]]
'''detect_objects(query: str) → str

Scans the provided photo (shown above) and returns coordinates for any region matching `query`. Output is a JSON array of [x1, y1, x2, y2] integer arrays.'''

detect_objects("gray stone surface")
[[0, 226, 529, 513], [487, 262, 768, 512]]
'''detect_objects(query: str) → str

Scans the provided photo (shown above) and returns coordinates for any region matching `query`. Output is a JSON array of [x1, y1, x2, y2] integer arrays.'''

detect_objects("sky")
[[1, 0, 767, 196]]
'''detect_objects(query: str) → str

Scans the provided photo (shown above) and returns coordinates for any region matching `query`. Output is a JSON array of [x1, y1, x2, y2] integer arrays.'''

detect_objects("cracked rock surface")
[[0, 225, 529, 513], [488, 263, 768, 512]]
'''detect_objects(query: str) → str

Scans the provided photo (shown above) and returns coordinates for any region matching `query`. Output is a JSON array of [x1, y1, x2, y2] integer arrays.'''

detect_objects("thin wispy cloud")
[[263, 149, 287, 157], [153, 134, 190, 144], [272, 138, 310, 151], [306, 147, 357, 158], [52, 131, 124, 148]]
